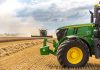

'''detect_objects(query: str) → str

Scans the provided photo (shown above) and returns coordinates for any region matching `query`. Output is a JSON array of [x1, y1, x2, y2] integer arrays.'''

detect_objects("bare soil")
[[0, 37, 43, 42], [0, 39, 100, 70]]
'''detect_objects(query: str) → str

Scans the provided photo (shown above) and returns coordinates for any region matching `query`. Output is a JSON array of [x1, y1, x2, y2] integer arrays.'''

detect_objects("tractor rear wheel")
[[57, 39, 89, 67]]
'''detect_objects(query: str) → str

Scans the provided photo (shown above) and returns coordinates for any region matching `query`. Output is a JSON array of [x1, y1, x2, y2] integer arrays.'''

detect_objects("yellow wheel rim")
[[67, 47, 83, 64]]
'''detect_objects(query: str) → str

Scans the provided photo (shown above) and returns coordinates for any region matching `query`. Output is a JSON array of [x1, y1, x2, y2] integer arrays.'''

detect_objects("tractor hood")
[[57, 23, 94, 30]]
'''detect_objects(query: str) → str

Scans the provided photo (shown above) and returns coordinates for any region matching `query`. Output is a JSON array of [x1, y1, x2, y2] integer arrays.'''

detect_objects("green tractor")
[[40, 2, 100, 67]]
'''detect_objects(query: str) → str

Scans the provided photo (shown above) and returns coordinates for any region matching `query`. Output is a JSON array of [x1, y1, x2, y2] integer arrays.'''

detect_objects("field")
[[0, 38, 100, 70]]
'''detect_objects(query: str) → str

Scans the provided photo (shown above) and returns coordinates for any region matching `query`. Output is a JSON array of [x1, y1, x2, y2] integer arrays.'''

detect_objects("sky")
[[0, 0, 99, 36]]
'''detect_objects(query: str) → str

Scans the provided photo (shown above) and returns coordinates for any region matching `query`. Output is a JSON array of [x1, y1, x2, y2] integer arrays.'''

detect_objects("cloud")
[[0, 14, 41, 36], [0, 0, 44, 36], [0, 0, 99, 36], [0, 0, 6, 4], [18, 0, 32, 4], [16, 4, 92, 22], [0, 0, 22, 15], [15, 0, 97, 36]]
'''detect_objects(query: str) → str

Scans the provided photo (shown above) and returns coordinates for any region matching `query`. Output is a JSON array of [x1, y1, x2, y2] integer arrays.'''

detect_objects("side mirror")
[[89, 10, 94, 23]]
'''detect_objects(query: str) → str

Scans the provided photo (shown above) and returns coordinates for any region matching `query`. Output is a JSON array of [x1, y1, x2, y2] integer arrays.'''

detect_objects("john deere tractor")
[[40, 2, 100, 67]]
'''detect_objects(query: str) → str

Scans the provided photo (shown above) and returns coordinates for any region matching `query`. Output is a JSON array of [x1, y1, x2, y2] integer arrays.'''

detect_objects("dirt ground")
[[0, 39, 100, 70]]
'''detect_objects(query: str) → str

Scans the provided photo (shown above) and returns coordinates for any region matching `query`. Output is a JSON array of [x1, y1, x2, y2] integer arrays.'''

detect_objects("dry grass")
[[0, 39, 100, 70]]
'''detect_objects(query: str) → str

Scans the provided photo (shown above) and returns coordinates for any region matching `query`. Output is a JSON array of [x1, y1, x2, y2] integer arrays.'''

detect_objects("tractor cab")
[[94, 4, 100, 17], [92, 3, 100, 58], [92, 4, 100, 39], [90, 3, 100, 24], [94, 4, 100, 25]]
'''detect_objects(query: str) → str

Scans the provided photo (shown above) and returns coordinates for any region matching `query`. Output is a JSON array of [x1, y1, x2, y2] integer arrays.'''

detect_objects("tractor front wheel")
[[57, 39, 89, 67]]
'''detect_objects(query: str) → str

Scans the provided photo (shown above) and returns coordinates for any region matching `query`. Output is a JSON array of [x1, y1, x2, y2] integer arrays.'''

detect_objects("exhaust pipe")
[[89, 10, 94, 23]]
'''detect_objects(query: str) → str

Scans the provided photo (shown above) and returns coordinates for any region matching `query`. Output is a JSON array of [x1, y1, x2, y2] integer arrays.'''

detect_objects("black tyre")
[[57, 39, 89, 67]]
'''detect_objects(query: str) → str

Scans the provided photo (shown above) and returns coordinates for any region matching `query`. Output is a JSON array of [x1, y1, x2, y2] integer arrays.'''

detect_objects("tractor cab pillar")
[[93, 3, 100, 58], [94, 4, 100, 26], [94, 4, 100, 39]]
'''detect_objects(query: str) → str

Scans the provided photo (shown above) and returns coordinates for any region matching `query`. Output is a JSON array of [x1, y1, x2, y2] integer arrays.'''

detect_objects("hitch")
[[40, 38, 58, 55]]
